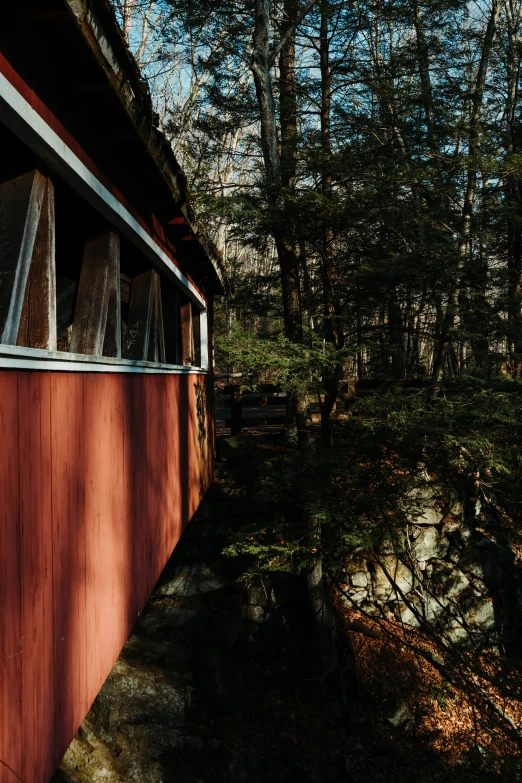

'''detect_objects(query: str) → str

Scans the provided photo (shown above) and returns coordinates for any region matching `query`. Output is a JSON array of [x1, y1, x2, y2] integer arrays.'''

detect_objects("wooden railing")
[[216, 385, 288, 434], [215, 378, 434, 435]]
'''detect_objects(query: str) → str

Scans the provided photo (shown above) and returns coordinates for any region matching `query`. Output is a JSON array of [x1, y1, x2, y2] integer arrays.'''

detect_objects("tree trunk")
[[388, 289, 405, 379], [251, 0, 302, 345], [306, 515, 340, 698], [279, 0, 298, 192], [432, 0, 502, 382], [251, 0, 310, 442], [413, 0, 437, 150], [319, 0, 343, 443], [504, 1, 522, 374], [122, 0, 132, 42]]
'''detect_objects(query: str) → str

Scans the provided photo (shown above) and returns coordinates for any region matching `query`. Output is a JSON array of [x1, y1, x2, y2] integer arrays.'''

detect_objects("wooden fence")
[[214, 378, 434, 436], [215, 385, 288, 435]]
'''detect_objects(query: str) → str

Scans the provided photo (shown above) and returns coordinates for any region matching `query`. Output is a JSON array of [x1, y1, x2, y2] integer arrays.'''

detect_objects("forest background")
[[109, 0, 522, 773]]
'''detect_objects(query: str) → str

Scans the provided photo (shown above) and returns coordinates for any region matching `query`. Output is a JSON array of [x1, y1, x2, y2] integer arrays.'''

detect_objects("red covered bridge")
[[0, 3, 226, 781]]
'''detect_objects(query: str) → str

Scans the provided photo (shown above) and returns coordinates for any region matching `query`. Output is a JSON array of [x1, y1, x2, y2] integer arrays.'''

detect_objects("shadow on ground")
[[52, 434, 521, 783]]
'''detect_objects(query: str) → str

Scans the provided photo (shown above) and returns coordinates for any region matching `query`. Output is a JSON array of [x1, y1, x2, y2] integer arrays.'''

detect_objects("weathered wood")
[[19, 372, 54, 781], [120, 273, 131, 304], [0, 373, 22, 782], [157, 277, 166, 364], [180, 301, 194, 365], [0, 170, 48, 345], [17, 178, 57, 350], [161, 284, 180, 365], [147, 272, 166, 364], [56, 278, 78, 335], [148, 296, 158, 364], [70, 233, 119, 355], [102, 236, 122, 358], [192, 308, 201, 367], [124, 269, 154, 360]]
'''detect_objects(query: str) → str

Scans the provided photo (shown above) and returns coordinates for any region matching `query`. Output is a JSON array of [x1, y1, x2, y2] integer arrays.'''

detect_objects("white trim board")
[[0, 70, 206, 309], [199, 309, 209, 370], [0, 344, 207, 374]]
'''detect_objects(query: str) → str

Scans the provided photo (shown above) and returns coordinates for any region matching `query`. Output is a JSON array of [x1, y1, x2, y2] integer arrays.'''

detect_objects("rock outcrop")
[[339, 484, 522, 650]]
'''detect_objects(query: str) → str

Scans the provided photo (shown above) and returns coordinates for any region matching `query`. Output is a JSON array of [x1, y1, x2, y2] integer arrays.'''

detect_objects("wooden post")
[[70, 232, 119, 355], [102, 236, 122, 358], [160, 282, 179, 364], [16, 177, 57, 350], [56, 278, 78, 336], [0, 170, 56, 348], [192, 307, 201, 367], [147, 273, 166, 363], [180, 301, 194, 365], [124, 269, 154, 360], [123, 269, 164, 362], [156, 277, 166, 364]]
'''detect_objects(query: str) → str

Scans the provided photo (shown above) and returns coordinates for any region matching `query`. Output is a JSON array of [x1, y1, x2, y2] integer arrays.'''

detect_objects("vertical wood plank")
[[83, 374, 102, 699], [165, 369, 182, 546], [180, 301, 194, 365], [18, 373, 55, 783], [124, 270, 154, 360], [71, 374, 87, 734], [0, 170, 47, 345], [161, 283, 180, 365], [131, 374, 150, 609], [83, 374, 128, 698], [155, 376, 168, 573], [0, 373, 22, 783], [147, 273, 166, 364], [121, 375, 138, 625], [102, 235, 121, 358], [192, 307, 201, 367], [147, 376, 164, 584], [147, 297, 158, 363], [70, 233, 117, 355], [17, 179, 57, 350], [156, 277, 166, 365], [50, 373, 85, 769]]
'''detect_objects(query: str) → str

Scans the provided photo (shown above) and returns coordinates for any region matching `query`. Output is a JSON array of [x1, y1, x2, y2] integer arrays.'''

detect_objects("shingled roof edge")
[[64, 0, 229, 294]]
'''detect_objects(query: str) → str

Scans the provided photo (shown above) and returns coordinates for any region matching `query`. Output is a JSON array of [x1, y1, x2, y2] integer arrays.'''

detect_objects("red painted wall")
[[0, 370, 214, 783]]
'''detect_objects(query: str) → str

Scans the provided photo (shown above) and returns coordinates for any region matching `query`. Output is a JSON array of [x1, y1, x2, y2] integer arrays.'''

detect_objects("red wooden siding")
[[0, 370, 213, 783]]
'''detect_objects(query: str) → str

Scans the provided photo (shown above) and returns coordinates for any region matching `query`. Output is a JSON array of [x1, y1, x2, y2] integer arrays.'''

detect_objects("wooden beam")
[[16, 177, 57, 350], [120, 274, 131, 304], [56, 278, 78, 335], [0, 170, 48, 345], [161, 283, 180, 365], [102, 236, 122, 358], [180, 301, 194, 366], [123, 270, 154, 360], [147, 273, 166, 364], [192, 308, 201, 367], [70, 233, 118, 355]]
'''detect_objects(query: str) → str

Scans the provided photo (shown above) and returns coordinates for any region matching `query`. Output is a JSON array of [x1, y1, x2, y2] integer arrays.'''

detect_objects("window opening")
[[0, 114, 207, 370], [0, 170, 206, 369]]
